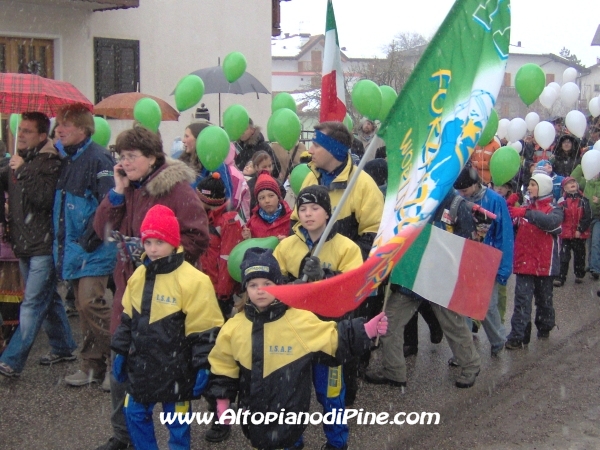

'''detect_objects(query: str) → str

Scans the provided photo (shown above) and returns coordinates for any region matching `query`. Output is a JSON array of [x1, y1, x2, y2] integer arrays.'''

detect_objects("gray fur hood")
[[145, 157, 197, 198]]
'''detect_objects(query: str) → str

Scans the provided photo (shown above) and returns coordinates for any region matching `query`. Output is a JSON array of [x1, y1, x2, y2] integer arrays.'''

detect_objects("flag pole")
[[374, 281, 392, 347], [303, 135, 380, 281]]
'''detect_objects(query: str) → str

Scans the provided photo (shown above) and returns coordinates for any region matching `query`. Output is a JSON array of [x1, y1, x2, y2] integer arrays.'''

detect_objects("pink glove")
[[216, 398, 231, 425], [364, 312, 388, 338], [508, 206, 527, 219]]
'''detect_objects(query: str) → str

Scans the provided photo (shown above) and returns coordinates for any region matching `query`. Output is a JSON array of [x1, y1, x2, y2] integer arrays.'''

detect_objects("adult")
[[54, 104, 117, 389], [454, 164, 513, 356], [355, 118, 385, 162], [179, 120, 210, 187], [364, 190, 482, 389], [234, 118, 281, 179], [0, 112, 76, 378], [552, 135, 580, 177], [271, 140, 306, 184], [93, 126, 209, 450]]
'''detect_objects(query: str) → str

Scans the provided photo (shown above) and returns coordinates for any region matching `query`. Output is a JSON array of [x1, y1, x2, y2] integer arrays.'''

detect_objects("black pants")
[[404, 301, 443, 348], [559, 238, 586, 282], [508, 275, 555, 341]]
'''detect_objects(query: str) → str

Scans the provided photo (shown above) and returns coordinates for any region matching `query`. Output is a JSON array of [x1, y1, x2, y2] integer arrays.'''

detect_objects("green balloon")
[[272, 92, 297, 113], [290, 163, 311, 196], [378, 85, 397, 121], [91, 117, 111, 147], [133, 97, 161, 132], [490, 146, 520, 186], [9, 113, 20, 136], [196, 126, 230, 171], [477, 109, 499, 146], [343, 114, 353, 132], [227, 236, 280, 282], [174, 75, 205, 112], [515, 63, 545, 106], [267, 109, 284, 142], [351, 80, 382, 120], [222, 51, 247, 83], [272, 108, 301, 151], [223, 104, 249, 141]]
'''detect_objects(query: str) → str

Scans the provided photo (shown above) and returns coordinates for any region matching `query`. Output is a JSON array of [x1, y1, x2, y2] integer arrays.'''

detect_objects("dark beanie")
[[197, 172, 226, 206], [364, 158, 388, 187], [296, 185, 332, 218], [241, 247, 283, 288], [453, 164, 480, 190]]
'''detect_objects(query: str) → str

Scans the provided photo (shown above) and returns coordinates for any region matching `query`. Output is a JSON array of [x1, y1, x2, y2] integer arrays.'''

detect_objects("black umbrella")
[[172, 65, 270, 125]]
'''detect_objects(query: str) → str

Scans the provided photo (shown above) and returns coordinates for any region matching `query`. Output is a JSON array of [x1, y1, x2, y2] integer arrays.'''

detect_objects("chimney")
[[517, 41, 521, 47]]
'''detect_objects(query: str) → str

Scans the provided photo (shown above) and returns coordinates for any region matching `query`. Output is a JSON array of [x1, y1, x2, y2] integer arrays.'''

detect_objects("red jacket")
[[245, 201, 292, 238], [200, 203, 244, 300], [94, 159, 209, 333], [513, 196, 563, 277], [558, 192, 592, 240]]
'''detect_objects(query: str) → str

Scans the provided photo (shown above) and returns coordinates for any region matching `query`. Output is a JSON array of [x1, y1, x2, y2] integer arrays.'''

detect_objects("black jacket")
[[234, 129, 281, 179], [0, 139, 61, 258]]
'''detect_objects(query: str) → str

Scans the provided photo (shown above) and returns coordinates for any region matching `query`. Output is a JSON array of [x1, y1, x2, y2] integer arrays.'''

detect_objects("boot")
[[523, 322, 532, 345], [204, 422, 231, 443]]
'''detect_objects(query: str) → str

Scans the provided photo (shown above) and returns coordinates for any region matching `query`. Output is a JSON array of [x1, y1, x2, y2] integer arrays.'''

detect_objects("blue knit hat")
[[241, 248, 283, 288]]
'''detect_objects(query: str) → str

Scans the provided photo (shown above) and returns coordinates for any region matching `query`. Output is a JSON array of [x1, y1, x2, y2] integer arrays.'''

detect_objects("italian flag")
[[319, 0, 346, 122], [391, 224, 502, 320]]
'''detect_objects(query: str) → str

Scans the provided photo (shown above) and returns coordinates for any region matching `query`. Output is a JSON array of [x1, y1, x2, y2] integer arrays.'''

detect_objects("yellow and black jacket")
[[111, 248, 224, 404], [206, 301, 371, 449], [292, 155, 384, 260]]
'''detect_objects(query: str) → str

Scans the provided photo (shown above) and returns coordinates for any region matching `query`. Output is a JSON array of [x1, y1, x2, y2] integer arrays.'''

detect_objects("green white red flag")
[[319, 0, 346, 122], [267, 0, 511, 319]]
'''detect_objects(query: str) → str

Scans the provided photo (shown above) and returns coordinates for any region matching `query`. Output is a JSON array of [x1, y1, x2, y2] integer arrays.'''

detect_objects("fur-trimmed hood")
[[145, 157, 197, 198], [244, 127, 265, 147]]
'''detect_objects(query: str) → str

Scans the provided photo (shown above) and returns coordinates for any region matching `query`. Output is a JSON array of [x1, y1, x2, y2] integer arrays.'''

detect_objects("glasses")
[[119, 153, 143, 163]]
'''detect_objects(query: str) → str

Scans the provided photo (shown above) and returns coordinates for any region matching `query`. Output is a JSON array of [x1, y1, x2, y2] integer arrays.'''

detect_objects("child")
[[111, 205, 225, 450], [242, 171, 292, 240], [206, 247, 387, 450], [534, 160, 563, 203], [274, 185, 363, 449], [197, 172, 245, 319], [246, 151, 287, 212], [506, 173, 564, 348], [555, 177, 592, 286]]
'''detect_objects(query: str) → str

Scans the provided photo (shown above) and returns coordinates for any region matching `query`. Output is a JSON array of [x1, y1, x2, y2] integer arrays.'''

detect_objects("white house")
[[0, 0, 277, 150]]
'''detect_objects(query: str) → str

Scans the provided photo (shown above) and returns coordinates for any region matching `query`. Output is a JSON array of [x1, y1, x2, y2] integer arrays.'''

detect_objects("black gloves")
[[302, 255, 324, 282]]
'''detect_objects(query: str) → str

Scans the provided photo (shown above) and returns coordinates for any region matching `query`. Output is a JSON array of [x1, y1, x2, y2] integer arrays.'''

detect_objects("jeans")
[[466, 282, 506, 353], [589, 220, 600, 274], [0, 255, 76, 373]]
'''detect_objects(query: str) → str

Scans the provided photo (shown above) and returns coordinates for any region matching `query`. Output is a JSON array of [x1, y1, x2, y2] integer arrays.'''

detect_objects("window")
[[94, 38, 139, 104], [594, 84, 600, 92], [546, 73, 555, 84]]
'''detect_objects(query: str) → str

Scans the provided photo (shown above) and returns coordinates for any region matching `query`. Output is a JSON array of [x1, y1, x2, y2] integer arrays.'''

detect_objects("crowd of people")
[[0, 105, 599, 450]]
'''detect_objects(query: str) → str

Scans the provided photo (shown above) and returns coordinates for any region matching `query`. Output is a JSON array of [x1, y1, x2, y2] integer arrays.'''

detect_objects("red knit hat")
[[140, 205, 180, 248], [254, 171, 281, 199]]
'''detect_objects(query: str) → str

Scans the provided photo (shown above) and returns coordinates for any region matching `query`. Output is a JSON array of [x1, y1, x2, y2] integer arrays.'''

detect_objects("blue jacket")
[[477, 188, 514, 285], [53, 139, 117, 280]]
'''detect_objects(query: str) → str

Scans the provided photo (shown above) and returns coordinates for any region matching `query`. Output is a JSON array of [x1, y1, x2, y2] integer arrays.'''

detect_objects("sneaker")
[[64, 369, 101, 386], [491, 345, 504, 357], [0, 361, 20, 378], [537, 330, 550, 339], [204, 422, 231, 443], [455, 369, 480, 388], [101, 372, 111, 392], [575, 278, 584, 284], [364, 369, 406, 388], [94, 437, 132, 450], [403, 345, 418, 357], [553, 279, 564, 287], [448, 357, 459, 367], [505, 339, 525, 350], [321, 444, 348, 450], [592, 273, 599, 280], [39, 352, 76, 366]]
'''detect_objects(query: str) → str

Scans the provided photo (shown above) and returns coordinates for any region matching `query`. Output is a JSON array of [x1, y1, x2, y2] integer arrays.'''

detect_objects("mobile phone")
[[117, 169, 127, 177]]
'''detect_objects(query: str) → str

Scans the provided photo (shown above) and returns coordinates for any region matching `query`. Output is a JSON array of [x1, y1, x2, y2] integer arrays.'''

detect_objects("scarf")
[[258, 203, 283, 223]]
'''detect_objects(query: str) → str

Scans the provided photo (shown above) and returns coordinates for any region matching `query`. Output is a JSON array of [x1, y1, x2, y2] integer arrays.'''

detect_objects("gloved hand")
[[292, 278, 307, 284], [506, 193, 520, 207], [216, 398, 231, 425], [112, 231, 144, 267], [364, 312, 388, 339], [508, 206, 527, 219], [192, 369, 210, 397], [112, 353, 127, 383], [302, 256, 324, 282]]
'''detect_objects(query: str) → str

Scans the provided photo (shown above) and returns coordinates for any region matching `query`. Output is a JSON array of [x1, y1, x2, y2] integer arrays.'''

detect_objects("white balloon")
[[497, 118, 510, 139], [539, 87, 557, 109], [534, 121, 556, 150], [565, 110, 587, 139], [563, 67, 578, 84], [508, 141, 523, 154], [581, 149, 600, 180], [525, 112, 540, 131], [508, 118, 527, 142], [590, 97, 600, 118], [560, 82, 580, 105], [548, 82, 561, 94]]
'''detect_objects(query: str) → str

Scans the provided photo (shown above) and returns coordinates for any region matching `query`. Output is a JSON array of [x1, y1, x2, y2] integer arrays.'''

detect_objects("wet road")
[[1, 271, 600, 449]]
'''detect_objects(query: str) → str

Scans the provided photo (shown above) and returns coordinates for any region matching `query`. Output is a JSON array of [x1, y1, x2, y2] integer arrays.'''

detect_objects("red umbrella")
[[0, 73, 93, 116], [94, 92, 179, 121]]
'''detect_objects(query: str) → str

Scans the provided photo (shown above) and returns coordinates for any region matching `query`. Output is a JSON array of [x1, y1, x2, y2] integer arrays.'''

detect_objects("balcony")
[[19, 0, 139, 11]]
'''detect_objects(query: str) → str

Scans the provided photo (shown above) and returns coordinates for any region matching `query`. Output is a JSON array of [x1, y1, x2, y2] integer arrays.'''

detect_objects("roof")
[[593, 25, 600, 46], [509, 48, 589, 73], [271, 33, 378, 61]]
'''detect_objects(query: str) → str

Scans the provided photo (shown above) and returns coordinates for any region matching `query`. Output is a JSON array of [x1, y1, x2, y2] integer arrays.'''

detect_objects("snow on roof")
[[272, 34, 313, 58]]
